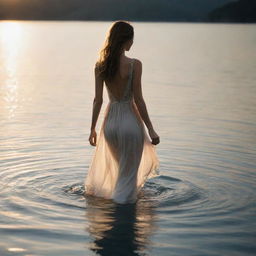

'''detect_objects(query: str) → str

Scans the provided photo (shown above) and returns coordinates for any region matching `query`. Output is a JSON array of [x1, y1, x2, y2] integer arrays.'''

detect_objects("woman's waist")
[[109, 99, 132, 105]]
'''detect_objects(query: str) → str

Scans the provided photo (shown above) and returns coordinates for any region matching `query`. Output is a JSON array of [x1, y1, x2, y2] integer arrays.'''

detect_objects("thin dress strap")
[[131, 58, 134, 76]]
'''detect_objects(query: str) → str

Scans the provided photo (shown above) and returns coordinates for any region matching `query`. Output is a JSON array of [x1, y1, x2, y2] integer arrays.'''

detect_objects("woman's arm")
[[133, 59, 153, 130], [89, 66, 103, 146], [133, 59, 160, 145]]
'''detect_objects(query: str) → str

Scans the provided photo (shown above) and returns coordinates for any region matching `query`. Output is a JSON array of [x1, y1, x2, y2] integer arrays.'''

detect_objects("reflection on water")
[[85, 195, 157, 256], [0, 22, 23, 120]]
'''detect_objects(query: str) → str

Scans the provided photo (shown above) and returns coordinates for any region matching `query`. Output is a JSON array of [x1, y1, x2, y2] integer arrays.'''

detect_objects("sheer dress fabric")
[[85, 58, 160, 204]]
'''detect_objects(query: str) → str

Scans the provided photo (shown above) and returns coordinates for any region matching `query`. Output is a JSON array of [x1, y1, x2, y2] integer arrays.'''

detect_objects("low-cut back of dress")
[[84, 58, 159, 204]]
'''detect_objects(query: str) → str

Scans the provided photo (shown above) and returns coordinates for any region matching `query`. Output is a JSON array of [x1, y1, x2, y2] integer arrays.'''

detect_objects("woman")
[[84, 20, 160, 204]]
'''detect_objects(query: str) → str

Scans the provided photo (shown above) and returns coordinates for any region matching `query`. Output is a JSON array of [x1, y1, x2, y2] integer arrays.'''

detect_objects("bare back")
[[104, 57, 134, 101]]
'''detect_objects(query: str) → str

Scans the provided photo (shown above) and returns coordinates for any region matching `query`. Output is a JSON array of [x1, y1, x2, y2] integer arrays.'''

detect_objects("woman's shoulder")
[[132, 58, 142, 71], [94, 61, 101, 70], [132, 58, 141, 64], [132, 58, 142, 74]]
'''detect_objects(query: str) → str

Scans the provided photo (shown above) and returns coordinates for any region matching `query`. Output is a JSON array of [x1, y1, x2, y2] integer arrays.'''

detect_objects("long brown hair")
[[95, 20, 134, 82]]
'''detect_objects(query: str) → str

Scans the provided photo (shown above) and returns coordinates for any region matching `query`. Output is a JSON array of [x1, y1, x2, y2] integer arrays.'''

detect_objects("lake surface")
[[0, 21, 256, 256]]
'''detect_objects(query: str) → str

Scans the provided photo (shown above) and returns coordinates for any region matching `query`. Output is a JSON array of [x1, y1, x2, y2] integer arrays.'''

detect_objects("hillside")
[[0, 0, 238, 22], [208, 0, 256, 22]]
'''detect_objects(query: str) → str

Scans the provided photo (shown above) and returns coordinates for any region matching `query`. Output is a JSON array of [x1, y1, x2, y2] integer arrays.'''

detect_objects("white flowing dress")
[[84, 58, 160, 204]]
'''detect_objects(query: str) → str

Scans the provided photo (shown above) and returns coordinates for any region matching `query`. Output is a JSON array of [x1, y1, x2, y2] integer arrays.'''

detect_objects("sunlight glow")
[[0, 21, 23, 119], [1, 21, 23, 53], [8, 247, 27, 252]]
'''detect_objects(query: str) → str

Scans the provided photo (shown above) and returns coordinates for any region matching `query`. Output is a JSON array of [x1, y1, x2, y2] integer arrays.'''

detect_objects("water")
[[0, 21, 256, 256]]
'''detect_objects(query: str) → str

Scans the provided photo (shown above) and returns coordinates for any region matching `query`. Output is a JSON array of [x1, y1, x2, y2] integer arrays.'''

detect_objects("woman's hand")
[[148, 127, 160, 145], [89, 129, 97, 146]]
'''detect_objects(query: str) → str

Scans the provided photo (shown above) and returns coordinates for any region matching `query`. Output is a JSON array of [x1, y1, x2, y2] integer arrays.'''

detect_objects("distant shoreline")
[[0, 19, 255, 24], [0, 0, 255, 24]]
